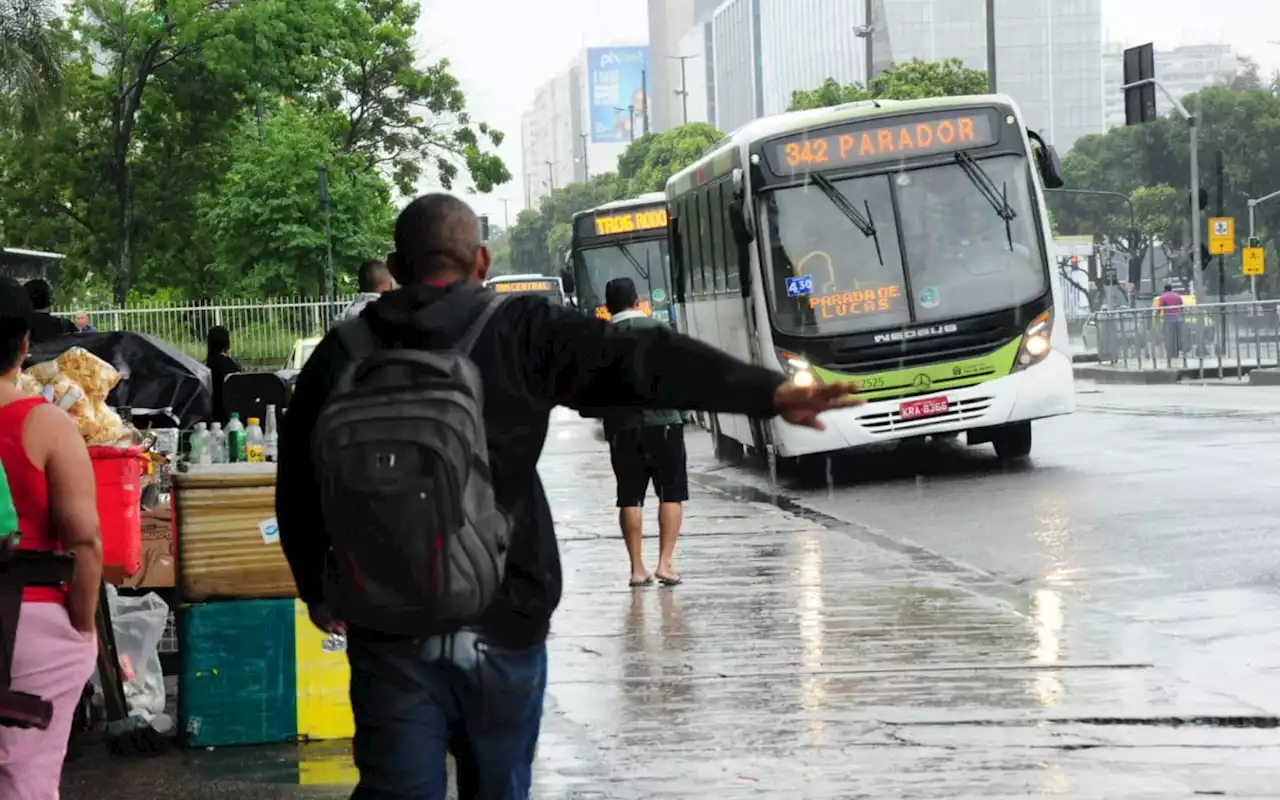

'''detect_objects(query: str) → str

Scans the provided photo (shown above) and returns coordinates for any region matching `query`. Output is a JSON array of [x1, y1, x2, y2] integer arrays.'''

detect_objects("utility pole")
[[545, 160, 555, 192], [640, 69, 649, 136], [615, 106, 636, 141], [1248, 188, 1280, 300], [853, 0, 874, 84], [316, 162, 332, 303], [499, 198, 510, 230], [579, 132, 590, 181], [669, 55, 695, 124], [1216, 149, 1226, 306], [985, 0, 997, 92]]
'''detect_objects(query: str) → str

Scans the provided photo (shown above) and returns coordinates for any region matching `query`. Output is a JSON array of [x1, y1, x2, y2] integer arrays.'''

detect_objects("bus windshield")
[[574, 239, 672, 320], [765, 154, 1047, 337]]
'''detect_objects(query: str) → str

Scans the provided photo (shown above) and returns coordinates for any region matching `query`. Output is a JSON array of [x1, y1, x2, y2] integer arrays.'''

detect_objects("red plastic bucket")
[[88, 445, 144, 575]]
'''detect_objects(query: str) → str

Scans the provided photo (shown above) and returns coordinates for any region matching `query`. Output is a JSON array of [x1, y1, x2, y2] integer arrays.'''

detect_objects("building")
[[685, 0, 1103, 152], [1102, 43, 1239, 130], [647, 0, 722, 131], [519, 44, 650, 209]]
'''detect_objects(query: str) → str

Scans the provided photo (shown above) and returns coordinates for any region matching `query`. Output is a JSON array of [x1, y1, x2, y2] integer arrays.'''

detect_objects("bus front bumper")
[[773, 350, 1076, 458]]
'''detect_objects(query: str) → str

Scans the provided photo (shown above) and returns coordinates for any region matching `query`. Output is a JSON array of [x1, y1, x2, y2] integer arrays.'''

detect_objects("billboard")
[[587, 46, 650, 144]]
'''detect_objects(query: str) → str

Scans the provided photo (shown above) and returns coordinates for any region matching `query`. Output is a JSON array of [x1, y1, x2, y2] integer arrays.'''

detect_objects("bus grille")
[[857, 396, 996, 436]]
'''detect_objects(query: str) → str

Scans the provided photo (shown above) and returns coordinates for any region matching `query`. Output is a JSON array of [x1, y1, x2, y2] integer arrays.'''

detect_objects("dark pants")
[[608, 424, 689, 507], [347, 630, 547, 800]]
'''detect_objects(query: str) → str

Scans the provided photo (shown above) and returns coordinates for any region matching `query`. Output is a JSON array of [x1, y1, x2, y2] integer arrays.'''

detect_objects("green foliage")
[[789, 58, 988, 111], [0, 0, 508, 304], [1050, 80, 1280, 296], [197, 106, 394, 298], [618, 122, 724, 195], [0, 0, 64, 132]]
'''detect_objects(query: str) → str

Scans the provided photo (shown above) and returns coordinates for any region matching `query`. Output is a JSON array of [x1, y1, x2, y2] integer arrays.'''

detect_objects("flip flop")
[[628, 576, 653, 587], [656, 575, 682, 586]]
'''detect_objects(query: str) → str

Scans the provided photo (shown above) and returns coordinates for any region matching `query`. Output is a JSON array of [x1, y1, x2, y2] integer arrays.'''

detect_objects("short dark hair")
[[206, 325, 230, 364], [605, 277, 639, 315], [357, 259, 389, 293], [1163, 283, 1173, 292], [391, 194, 480, 285], [0, 278, 33, 370], [24, 278, 54, 310]]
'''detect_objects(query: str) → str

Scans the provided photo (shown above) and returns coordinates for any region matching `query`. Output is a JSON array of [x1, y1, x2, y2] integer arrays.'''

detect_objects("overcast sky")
[[419, 0, 1279, 225]]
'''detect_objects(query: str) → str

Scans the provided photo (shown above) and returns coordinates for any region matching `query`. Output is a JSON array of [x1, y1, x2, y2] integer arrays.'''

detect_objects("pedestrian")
[[600, 277, 687, 587], [73, 312, 96, 333], [339, 259, 395, 321], [22, 279, 75, 344], [0, 277, 101, 796], [275, 193, 861, 800], [1157, 282, 1184, 360], [205, 325, 241, 425]]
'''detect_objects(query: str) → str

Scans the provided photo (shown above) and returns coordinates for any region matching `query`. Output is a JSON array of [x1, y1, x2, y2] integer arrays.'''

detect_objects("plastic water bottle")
[[209, 422, 227, 464], [226, 413, 246, 463], [244, 417, 265, 463], [189, 422, 210, 466], [264, 404, 279, 463]]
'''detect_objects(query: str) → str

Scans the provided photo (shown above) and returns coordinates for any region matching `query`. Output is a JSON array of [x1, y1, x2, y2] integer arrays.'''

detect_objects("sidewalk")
[[64, 409, 1280, 799]]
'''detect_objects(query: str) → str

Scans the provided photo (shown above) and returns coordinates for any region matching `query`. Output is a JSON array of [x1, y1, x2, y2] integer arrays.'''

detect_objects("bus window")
[[688, 197, 704, 297], [708, 183, 726, 294], [721, 184, 740, 293]]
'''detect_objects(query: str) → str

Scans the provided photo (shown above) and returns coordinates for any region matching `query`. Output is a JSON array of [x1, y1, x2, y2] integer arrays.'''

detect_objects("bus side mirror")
[[728, 200, 755, 245], [559, 265, 575, 295], [1028, 131, 1065, 189]]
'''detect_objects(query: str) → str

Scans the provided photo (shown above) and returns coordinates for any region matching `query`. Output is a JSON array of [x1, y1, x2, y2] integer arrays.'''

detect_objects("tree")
[[324, 0, 508, 195], [1051, 83, 1280, 298], [619, 122, 724, 195], [789, 58, 988, 111], [197, 106, 394, 298], [0, 0, 62, 131]]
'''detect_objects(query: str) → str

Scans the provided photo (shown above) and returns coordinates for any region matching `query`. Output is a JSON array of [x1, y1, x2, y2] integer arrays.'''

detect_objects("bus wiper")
[[808, 173, 884, 266], [618, 243, 651, 283], [954, 151, 1016, 250]]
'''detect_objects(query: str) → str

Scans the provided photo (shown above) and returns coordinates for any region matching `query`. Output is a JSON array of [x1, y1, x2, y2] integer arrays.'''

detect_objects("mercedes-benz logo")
[[912, 374, 932, 391]]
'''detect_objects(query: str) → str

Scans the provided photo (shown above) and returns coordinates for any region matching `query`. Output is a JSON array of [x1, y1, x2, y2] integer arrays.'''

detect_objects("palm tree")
[[0, 0, 63, 132]]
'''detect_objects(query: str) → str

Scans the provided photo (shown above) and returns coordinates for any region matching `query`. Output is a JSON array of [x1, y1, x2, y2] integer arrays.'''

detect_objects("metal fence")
[[54, 296, 356, 369], [1087, 300, 1280, 377]]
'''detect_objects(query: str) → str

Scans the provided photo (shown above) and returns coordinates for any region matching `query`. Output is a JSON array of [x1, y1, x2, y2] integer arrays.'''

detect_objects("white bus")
[[667, 95, 1075, 462]]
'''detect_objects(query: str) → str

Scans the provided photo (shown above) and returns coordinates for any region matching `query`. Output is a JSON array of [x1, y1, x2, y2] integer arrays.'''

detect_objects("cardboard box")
[[117, 506, 174, 589]]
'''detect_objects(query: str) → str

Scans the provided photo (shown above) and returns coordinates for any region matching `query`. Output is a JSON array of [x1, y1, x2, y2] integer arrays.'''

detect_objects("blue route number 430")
[[785, 274, 814, 298]]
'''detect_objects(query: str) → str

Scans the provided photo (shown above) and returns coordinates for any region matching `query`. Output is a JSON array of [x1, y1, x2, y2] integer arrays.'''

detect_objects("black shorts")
[[608, 424, 689, 507]]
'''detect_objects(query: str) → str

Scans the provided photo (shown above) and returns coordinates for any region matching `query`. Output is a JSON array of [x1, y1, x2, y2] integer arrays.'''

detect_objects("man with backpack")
[[275, 193, 861, 800]]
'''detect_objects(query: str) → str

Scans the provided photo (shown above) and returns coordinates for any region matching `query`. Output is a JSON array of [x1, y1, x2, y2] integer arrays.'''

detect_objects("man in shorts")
[[601, 278, 687, 587]]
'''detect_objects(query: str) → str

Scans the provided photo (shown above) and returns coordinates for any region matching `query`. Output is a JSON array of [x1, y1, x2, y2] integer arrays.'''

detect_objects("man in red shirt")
[[1156, 283, 1184, 359]]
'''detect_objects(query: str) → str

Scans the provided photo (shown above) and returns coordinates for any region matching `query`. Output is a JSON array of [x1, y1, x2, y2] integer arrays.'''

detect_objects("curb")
[[1073, 365, 1184, 384]]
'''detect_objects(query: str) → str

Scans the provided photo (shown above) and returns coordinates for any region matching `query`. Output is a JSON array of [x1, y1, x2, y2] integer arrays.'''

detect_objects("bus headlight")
[[1014, 310, 1053, 371], [777, 349, 821, 387]]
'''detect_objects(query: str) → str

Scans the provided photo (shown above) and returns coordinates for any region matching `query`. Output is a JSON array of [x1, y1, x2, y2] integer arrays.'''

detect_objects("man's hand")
[[307, 602, 346, 635], [774, 380, 864, 430]]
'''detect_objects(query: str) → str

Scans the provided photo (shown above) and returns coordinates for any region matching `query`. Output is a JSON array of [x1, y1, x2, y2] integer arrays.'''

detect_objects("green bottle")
[[0, 458, 20, 547]]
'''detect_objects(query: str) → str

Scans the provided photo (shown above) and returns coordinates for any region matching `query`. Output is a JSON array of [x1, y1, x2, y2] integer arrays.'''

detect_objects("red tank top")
[[0, 397, 64, 603]]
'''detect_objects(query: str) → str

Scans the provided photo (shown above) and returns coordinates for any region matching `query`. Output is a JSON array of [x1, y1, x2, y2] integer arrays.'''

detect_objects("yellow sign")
[[1208, 217, 1235, 255], [1243, 247, 1265, 276], [593, 208, 668, 237], [493, 281, 554, 294]]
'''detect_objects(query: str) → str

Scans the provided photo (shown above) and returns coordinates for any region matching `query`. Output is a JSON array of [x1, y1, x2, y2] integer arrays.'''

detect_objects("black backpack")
[[313, 294, 510, 636]]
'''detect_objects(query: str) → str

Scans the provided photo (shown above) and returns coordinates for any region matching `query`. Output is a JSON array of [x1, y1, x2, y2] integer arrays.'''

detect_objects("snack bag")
[[56, 347, 120, 402], [16, 373, 43, 397], [25, 360, 60, 384], [84, 402, 128, 446]]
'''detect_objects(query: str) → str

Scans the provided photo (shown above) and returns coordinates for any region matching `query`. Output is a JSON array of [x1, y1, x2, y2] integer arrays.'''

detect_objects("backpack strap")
[[457, 295, 508, 356], [334, 317, 383, 361]]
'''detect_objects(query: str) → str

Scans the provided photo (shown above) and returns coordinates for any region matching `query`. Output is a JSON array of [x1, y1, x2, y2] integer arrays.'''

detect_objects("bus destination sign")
[[492, 280, 555, 294], [766, 109, 1000, 175], [591, 206, 668, 237]]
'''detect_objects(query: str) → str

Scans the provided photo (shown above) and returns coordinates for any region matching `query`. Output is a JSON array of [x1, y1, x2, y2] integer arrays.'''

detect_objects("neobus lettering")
[[807, 285, 901, 318], [872, 324, 959, 344]]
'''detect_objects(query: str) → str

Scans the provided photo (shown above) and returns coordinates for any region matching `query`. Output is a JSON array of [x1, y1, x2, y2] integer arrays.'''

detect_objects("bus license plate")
[[899, 397, 950, 421]]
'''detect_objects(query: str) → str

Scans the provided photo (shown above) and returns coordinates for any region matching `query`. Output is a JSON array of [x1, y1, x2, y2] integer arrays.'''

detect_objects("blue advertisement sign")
[[587, 46, 650, 144]]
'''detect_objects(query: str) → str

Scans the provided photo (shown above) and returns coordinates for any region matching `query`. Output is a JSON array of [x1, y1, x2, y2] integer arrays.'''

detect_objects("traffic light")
[[1192, 187, 1209, 211], [478, 215, 490, 243], [1128, 255, 1143, 285], [1123, 44, 1157, 125], [1249, 236, 1261, 248]]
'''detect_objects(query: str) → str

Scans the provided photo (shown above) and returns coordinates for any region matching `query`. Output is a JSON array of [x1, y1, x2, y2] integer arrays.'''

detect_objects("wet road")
[[65, 385, 1280, 797]]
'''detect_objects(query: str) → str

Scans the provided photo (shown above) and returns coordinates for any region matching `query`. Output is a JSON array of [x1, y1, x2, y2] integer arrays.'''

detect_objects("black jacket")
[[275, 280, 785, 647], [28, 312, 75, 345]]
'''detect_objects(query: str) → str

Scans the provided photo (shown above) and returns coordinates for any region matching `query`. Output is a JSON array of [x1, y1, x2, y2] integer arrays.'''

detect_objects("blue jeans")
[[347, 629, 547, 799]]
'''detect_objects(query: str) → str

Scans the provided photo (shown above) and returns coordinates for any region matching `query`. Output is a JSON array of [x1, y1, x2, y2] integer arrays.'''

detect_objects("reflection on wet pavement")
[[66, 406, 1280, 798]]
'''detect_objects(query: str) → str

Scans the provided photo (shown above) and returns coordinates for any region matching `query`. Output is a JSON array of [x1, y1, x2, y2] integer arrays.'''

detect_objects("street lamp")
[[577, 132, 590, 181], [614, 106, 636, 142], [544, 160, 555, 192], [668, 55, 697, 125], [1247, 188, 1280, 299], [853, 0, 874, 83]]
